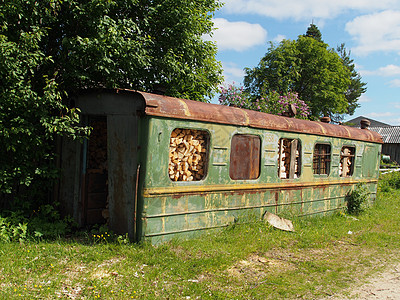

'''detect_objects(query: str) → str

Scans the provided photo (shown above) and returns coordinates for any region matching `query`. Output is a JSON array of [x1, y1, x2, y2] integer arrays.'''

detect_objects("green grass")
[[1, 186, 400, 299]]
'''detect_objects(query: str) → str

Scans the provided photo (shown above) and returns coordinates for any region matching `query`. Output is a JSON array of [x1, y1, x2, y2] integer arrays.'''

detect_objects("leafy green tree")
[[244, 36, 352, 120], [0, 0, 222, 207], [336, 43, 367, 119], [1, 0, 222, 101], [305, 24, 322, 42], [0, 28, 88, 207], [305, 24, 366, 121]]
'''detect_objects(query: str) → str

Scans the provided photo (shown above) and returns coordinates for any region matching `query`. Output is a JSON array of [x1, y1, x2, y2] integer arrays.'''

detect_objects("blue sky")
[[206, 0, 400, 125]]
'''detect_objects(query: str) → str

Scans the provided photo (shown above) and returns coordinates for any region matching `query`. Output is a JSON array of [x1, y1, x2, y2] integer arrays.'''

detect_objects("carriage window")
[[168, 128, 209, 181], [229, 134, 261, 180], [339, 146, 355, 177], [313, 144, 331, 175], [278, 138, 301, 179]]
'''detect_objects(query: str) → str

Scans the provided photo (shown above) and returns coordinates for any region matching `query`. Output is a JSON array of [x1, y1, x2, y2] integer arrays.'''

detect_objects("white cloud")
[[273, 35, 286, 43], [222, 0, 398, 20], [221, 62, 245, 84], [345, 11, 400, 55], [367, 112, 396, 118], [207, 18, 267, 52], [358, 94, 372, 103], [365, 113, 400, 125], [389, 79, 400, 87], [359, 70, 372, 77], [379, 65, 400, 76], [388, 117, 400, 125], [360, 64, 400, 76]]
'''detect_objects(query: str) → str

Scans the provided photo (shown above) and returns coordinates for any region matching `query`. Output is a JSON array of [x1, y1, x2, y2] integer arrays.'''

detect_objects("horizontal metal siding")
[[139, 116, 381, 243], [141, 180, 378, 243]]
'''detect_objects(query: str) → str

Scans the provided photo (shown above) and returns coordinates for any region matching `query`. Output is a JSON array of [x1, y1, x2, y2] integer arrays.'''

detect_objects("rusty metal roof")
[[98, 89, 383, 144], [369, 126, 400, 144], [135, 91, 383, 144]]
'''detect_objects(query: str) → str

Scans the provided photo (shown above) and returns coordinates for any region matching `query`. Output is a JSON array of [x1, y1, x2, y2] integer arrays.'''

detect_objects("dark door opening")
[[83, 116, 108, 225]]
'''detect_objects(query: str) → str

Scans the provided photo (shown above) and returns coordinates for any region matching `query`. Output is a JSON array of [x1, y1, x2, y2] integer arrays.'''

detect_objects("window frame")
[[168, 128, 210, 182], [278, 138, 302, 179], [313, 143, 331, 176], [339, 145, 356, 177]]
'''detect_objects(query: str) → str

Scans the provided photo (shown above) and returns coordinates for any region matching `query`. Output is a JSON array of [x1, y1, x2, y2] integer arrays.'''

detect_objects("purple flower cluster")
[[274, 92, 310, 118], [218, 84, 310, 119], [218, 84, 251, 109]]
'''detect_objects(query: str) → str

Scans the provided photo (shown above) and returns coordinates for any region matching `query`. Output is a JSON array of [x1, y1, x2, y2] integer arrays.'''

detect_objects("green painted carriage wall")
[[138, 116, 381, 244]]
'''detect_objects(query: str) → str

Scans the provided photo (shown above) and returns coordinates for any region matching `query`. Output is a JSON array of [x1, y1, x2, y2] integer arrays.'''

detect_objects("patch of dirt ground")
[[327, 262, 400, 299]]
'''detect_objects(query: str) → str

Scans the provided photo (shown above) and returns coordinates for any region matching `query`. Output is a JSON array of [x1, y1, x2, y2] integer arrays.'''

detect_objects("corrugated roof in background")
[[369, 127, 400, 144]]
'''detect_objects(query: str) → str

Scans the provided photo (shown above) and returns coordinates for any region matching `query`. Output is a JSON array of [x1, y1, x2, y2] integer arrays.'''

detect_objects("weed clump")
[[379, 171, 400, 192], [346, 183, 370, 215], [0, 204, 76, 242]]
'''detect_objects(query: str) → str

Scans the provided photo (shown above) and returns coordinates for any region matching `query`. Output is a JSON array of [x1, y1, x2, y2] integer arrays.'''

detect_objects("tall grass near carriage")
[[1, 172, 400, 299], [379, 170, 400, 191]]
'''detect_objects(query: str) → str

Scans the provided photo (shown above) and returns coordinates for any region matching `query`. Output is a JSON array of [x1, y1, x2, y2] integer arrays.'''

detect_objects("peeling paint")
[[59, 90, 382, 245]]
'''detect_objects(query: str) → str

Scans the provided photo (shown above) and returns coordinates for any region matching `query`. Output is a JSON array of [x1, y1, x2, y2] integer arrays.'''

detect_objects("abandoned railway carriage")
[[58, 89, 383, 244]]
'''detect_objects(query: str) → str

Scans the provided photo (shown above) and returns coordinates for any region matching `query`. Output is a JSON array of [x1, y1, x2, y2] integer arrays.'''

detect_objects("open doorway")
[[83, 116, 108, 225]]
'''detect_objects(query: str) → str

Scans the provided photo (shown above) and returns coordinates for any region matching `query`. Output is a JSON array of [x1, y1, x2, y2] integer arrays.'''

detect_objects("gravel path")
[[330, 263, 400, 299]]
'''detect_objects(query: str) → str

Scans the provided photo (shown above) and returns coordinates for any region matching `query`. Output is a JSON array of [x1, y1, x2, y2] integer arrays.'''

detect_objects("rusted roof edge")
[[245, 122, 382, 143], [81, 89, 383, 144]]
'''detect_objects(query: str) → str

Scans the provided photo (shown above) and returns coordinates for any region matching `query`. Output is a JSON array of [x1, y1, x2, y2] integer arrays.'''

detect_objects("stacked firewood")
[[279, 139, 300, 179], [295, 152, 300, 176], [168, 129, 208, 181], [339, 147, 353, 177], [279, 139, 291, 179]]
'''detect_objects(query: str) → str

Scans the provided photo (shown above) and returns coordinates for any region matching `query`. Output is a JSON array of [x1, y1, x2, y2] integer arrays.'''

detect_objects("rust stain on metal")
[[172, 193, 185, 199], [315, 122, 327, 135], [229, 134, 260, 180], [242, 109, 250, 126], [177, 99, 191, 117]]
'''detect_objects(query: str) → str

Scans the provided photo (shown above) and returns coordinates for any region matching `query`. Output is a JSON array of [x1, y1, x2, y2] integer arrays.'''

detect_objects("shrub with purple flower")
[[218, 84, 310, 119], [261, 91, 310, 119], [218, 84, 254, 109]]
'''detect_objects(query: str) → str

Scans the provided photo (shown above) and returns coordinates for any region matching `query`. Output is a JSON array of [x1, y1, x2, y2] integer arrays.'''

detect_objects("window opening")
[[313, 144, 331, 175], [278, 138, 301, 179], [168, 128, 208, 181], [229, 134, 261, 180], [339, 146, 355, 177]]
